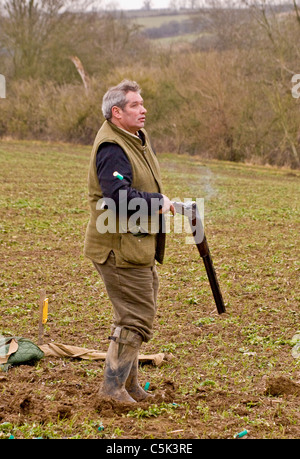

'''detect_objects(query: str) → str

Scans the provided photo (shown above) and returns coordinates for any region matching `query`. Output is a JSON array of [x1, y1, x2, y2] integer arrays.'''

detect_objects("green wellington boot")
[[99, 327, 140, 403], [125, 354, 154, 401]]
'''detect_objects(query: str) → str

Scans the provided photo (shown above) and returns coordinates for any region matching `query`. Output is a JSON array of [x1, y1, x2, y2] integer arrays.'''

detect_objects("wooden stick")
[[38, 290, 46, 345]]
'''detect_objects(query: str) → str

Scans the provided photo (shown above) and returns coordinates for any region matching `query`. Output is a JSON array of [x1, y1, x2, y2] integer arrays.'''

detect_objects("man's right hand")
[[160, 195, 176, 216]]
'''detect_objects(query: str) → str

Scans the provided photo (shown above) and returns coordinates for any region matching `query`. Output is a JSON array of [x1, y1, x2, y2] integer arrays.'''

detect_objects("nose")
[[141, 105, 147, 114]]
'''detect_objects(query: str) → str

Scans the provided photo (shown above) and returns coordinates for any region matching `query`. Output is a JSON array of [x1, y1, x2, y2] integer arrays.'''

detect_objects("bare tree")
[[0, 0, 98, 79], [143, 0, 152, 10], [244, 0, 300, 166], [0, 0, 66, 77]]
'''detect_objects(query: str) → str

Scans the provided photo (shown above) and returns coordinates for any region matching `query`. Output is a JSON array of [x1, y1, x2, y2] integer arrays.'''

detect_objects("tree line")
[[0, 0, 300, 168]]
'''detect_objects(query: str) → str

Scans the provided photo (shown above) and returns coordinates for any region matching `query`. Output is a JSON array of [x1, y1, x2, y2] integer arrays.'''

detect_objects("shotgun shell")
[[144, 382, 150, 391], [113, 171, 124, 180]]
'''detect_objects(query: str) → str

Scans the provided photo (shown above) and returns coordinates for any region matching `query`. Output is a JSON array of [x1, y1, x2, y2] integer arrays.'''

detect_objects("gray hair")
[[102, 79, 141, 120]]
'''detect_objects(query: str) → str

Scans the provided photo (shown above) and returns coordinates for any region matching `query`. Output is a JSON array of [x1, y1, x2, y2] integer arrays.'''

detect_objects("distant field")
[[130, 13, 192, 29], [0, 139, 299, 439], [129, 10, 201, 44], [151, 32, 201, 45]]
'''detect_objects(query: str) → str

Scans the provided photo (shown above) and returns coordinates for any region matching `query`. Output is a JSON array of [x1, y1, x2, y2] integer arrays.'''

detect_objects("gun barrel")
[[190, 205, 226, 315], [172, 201, 226, 314], [201, 252, 226, 314]]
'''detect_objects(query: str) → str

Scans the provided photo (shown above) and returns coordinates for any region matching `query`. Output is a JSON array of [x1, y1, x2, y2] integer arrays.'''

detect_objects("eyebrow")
[[129, 99, 143, 105]]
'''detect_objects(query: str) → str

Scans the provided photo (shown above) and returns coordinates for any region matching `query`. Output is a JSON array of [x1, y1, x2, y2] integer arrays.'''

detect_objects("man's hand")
[[160, 195, 176, 215]]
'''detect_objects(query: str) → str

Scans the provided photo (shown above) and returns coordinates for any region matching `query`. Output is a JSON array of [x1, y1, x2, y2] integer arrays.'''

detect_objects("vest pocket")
[[120, 232, 156, 265]]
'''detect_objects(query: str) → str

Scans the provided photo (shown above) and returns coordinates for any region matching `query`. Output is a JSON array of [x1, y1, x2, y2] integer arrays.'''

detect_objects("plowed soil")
[[1, 140, 299, 439]]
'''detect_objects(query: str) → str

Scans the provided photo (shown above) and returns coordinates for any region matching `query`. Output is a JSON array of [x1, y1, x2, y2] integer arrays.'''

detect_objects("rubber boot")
[[99, 327, 139, 403], [125, 354, 154, 402]]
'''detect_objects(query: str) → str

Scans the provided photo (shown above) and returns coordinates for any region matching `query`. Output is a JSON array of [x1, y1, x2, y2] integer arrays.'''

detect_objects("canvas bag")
[[0, 336, 44, 371]]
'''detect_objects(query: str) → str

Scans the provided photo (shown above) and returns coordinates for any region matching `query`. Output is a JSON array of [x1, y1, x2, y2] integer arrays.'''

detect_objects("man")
[[84, 80, 174, 403]]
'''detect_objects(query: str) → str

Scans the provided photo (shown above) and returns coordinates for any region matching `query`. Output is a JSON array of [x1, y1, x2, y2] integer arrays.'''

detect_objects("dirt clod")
[[265, 376, 300, 397]]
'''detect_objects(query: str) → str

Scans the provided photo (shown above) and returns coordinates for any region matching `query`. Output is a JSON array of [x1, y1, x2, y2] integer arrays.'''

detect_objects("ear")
[[111, 106, 122, 119]]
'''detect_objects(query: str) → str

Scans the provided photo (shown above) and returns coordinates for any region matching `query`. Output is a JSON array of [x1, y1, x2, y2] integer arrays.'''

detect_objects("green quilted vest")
[[84, 121, 166, 268]]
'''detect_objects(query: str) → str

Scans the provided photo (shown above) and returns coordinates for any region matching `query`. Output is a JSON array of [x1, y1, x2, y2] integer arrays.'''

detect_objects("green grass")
[[0, 139, 300, 439]]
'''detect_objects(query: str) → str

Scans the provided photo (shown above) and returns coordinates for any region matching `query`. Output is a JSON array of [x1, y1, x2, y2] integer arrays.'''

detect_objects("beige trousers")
[[93, 251, 159, 342]]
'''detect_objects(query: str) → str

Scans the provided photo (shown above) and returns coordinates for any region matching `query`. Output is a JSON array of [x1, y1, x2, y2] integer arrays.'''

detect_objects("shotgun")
[[172, 201, 226, 315]]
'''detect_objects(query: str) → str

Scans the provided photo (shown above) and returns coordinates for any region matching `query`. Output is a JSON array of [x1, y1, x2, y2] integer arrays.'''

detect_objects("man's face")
[[113, 91, 147, 135]]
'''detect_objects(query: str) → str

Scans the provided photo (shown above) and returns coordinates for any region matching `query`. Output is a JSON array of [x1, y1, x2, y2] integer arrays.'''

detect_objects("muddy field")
[[0, 140, 299, 439]]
